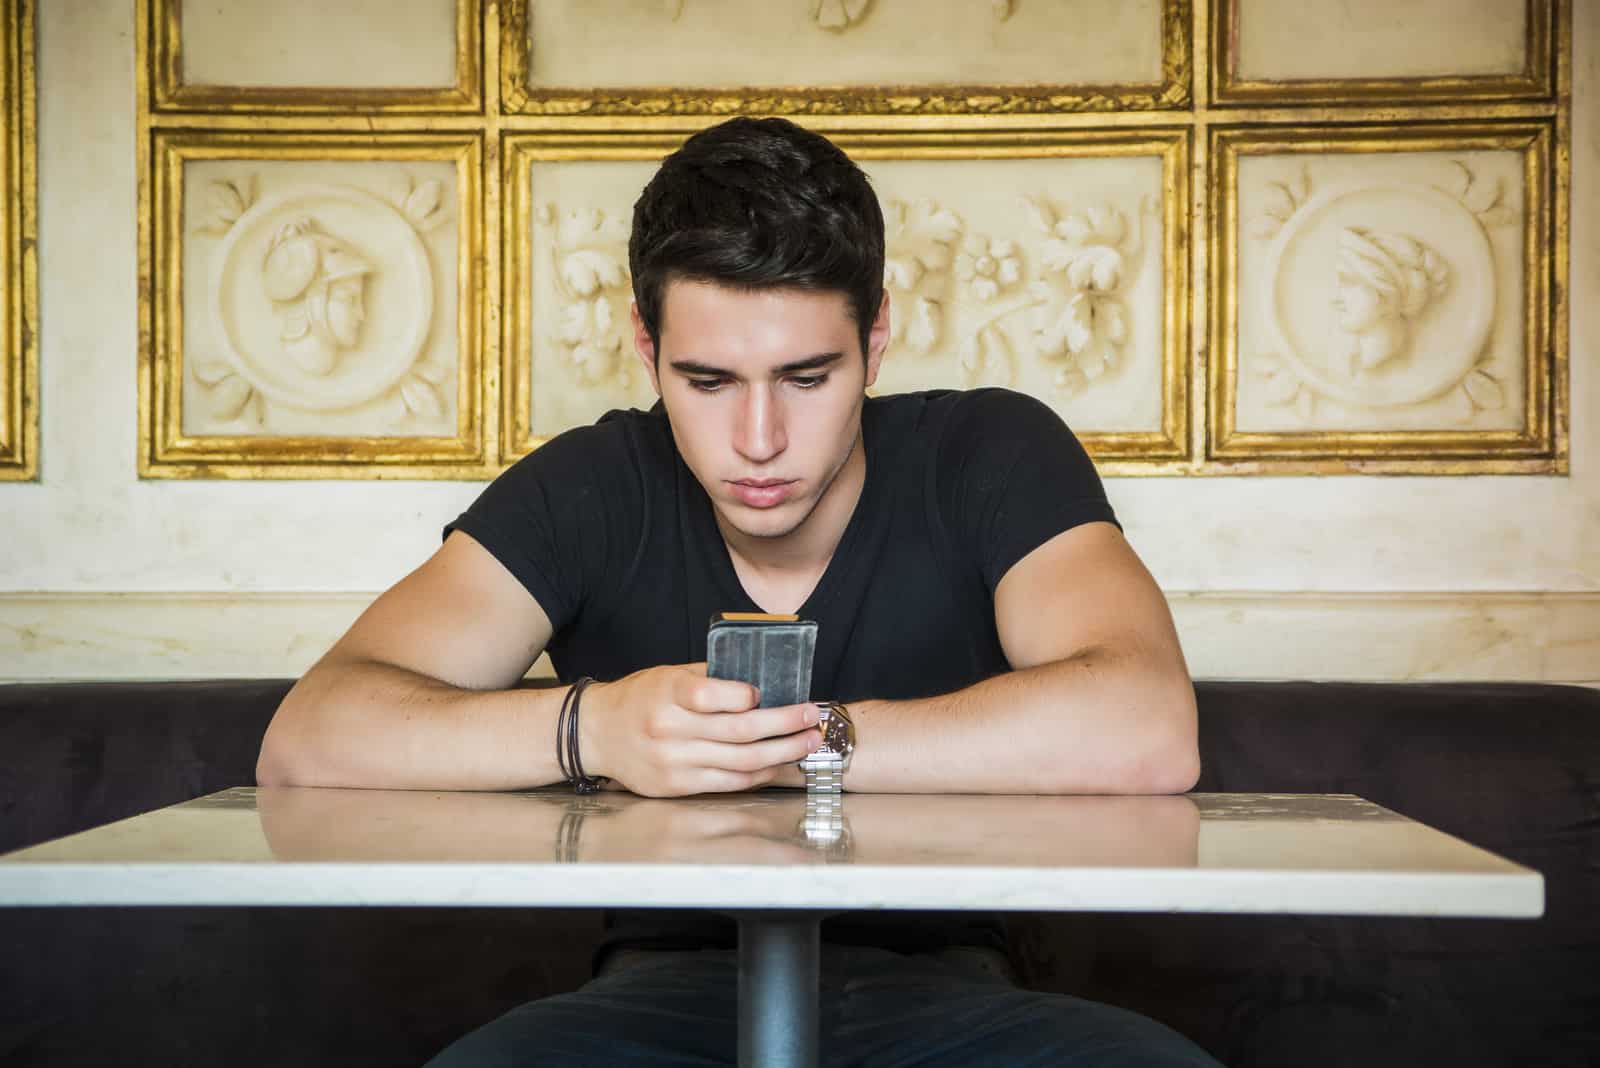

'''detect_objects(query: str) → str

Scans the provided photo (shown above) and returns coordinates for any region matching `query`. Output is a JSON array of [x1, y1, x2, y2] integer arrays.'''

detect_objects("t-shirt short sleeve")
[[935, 388, 1120, 593], [442, 417, 646, 634]]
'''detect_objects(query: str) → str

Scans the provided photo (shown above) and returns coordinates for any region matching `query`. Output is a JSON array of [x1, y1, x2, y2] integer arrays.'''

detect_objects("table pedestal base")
[[733, 910, 828, 1068]]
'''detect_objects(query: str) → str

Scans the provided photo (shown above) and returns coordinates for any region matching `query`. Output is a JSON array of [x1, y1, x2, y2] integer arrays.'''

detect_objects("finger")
[[677, 669, 760, 714], [655, 766, 781, 797], [688, 729, 823, 774], [695, 703, 820, 744]]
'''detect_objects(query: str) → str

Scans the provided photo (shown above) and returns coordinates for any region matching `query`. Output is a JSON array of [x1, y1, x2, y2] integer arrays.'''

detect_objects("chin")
[[719, 500, 809, 541]]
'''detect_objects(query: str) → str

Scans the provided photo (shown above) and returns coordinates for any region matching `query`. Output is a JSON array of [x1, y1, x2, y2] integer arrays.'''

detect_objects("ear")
[[631, 302, 662, 396], [864, 289, 890, 389]]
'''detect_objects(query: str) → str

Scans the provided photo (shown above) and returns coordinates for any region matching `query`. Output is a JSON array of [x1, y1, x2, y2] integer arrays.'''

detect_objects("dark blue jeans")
[[425, 945, 1226, 1067]]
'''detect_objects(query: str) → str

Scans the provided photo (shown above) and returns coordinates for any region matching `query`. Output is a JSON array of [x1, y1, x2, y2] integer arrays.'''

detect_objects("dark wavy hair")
[[629, 117, 885, 362]]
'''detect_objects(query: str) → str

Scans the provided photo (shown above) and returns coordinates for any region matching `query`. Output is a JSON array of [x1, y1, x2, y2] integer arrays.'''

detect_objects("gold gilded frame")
[[1207, 122, 1563, 474], [140, 132, 489, 478], [1210, 0, 1556, 107], [127, 0, 1569, 479], [150, 0, 483, 114], [501, 130, 1192, 466], [1, 0, 37, 480], [501, 0, 1192, 118]]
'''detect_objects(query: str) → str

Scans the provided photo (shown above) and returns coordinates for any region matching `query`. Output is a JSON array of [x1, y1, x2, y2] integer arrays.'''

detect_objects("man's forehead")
[[655, 280, 860, 363], [658, 278, 854, 315]]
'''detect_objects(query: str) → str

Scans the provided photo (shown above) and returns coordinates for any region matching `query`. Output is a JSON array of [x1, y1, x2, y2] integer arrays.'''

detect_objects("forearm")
[[842, 646, 1199, 795], [257, 655, 571, 791]]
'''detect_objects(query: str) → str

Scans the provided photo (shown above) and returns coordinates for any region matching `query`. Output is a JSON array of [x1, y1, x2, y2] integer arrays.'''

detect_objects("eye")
[[686, 377, 728, 393], [789, 374, 828, 390]]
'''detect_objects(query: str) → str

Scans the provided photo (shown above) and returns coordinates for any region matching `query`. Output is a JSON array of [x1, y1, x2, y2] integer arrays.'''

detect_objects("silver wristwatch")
[[800, 701, 856, 794]]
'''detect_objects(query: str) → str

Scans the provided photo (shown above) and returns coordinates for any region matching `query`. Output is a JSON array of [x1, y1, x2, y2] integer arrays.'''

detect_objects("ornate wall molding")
[[501, 0, 1192, 117], [1209, 122, 1562, 473], [1210, 0, 1556, 107], [140, 133, 488, 477], [129, 1, 1570, 479], [0, 0, 38, 481], [149, 0, 482, 114], [502, 131, 1191, 462]]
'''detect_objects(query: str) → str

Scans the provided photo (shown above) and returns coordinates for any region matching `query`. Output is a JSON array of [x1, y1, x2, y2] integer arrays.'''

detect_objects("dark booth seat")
[[1, 679, 1597, 1067]]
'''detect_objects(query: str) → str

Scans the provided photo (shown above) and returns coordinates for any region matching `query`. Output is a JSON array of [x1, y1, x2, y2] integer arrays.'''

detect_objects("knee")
[[423, 996, 601, 1068], [995, 994, 1224, 1067]]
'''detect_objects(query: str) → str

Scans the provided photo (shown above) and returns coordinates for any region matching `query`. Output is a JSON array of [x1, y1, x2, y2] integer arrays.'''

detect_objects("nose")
[[734, 384, 787, 465]]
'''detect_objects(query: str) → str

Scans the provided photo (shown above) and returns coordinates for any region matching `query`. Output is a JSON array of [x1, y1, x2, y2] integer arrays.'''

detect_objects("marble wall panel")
[[0, 0, 36, 480], [153, 0, 479, 111], [1212, 124, 1556, 465], [505, 0, 1186, 114], [147, 134, 486, 474], [505, 135, 1188, 460], [1214, 0, 1553, 104]]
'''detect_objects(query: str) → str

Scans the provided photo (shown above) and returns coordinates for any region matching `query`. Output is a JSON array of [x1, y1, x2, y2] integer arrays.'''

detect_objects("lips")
[[728, 479, 796, 509]]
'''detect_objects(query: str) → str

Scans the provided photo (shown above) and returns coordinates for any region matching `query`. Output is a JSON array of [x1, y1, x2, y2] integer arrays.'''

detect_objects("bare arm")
[[827, 521, 1199, 795], [258, 531, 821, 794], [256, 531, 570, 790]]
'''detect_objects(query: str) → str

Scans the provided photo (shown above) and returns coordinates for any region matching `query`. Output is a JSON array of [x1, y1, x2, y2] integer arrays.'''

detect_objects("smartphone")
[[706, 612, 818, 708]]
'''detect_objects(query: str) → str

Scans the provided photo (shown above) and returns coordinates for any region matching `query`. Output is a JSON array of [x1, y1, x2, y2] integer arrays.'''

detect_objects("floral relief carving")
[[541, 203, 636, 393], [885, 194, 1150, 397], [1247, 163, 1513, 423], [1021, 197, 1147, 396], [955, 235, 1022, 302], [189, 174, 452, 430], [883, 198, 962, 356]]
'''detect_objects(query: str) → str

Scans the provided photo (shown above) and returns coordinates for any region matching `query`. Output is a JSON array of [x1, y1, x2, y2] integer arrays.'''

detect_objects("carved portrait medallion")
[[209, 185, 434, 413], [1264, 183, 1495, 409]]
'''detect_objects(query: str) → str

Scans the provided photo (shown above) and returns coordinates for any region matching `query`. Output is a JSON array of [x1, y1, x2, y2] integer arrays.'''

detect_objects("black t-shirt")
[[445, 387, 1119, 956]]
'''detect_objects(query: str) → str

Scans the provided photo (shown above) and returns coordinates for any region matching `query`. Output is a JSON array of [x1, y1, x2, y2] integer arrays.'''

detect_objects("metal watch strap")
[[801, 753, 844, 794]]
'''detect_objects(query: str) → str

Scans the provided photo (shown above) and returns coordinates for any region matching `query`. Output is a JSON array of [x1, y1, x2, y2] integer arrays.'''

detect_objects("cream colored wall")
[[1, 0, 1596, 682]]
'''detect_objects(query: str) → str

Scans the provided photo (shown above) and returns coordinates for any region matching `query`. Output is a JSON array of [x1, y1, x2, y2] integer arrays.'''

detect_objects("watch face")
[[820, 707, 855, 759]]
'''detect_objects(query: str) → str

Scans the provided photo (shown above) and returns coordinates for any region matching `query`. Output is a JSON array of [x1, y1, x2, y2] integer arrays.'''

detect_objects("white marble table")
[[0, 788, 1543, 1066]]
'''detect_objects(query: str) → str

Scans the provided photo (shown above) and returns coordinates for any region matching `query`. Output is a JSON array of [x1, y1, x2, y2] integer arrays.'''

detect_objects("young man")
[[259, 117, 1216, 1066]]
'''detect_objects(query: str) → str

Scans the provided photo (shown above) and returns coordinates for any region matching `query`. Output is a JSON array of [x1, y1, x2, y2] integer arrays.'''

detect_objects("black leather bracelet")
[[556, 676, 607, 794]]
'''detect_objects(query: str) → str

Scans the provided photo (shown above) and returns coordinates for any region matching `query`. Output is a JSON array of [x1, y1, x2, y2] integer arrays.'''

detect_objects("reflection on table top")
[[0, 788, 1542, 917]]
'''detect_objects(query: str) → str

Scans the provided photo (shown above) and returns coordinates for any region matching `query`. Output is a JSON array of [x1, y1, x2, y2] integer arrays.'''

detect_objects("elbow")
[[1137, 678, 1200, 794], [1106, 676, 1200, 795], [255, 658, 356, 788], [1112, 734, 1198, 796], [1137, 737, 1200, 795], [257, 726, 331, 788], [255, 689, 322, 787], [255, 721, 300, 787]]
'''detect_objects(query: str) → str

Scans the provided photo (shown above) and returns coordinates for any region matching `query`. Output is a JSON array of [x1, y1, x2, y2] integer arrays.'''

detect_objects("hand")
[[577, 663, 822, 797]]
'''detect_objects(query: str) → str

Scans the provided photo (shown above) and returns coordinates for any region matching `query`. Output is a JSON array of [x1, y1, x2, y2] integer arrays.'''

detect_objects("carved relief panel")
[[504, 133, 1189, 462], [503, 0, 1191, 115], [0, 0, 36, 480], [144, 134, 484, 475], [132, 1, 1569, 478], [1211, 123, 1556, 466]]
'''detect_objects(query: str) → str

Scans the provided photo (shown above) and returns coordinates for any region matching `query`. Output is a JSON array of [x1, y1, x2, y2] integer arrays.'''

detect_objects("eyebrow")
[[667, 352, 846, 377]]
